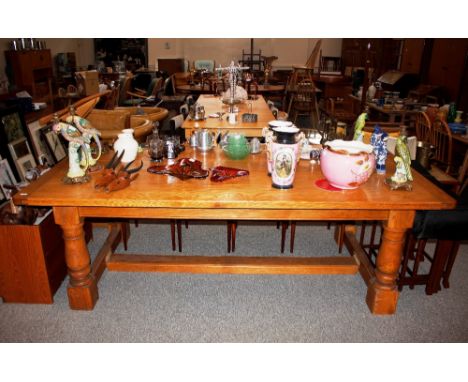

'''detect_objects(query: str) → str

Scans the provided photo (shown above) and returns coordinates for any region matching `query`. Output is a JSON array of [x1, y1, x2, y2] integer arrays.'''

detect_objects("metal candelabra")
[[216, 61, 249, 111]]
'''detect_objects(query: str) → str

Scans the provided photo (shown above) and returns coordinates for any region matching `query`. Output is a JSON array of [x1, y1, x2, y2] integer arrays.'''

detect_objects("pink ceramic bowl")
[[320, 140, 375, 189]]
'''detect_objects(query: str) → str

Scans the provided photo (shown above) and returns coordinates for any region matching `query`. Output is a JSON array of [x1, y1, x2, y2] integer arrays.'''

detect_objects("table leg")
[[366, 211, 415, 314], [54, 206, 98, 310]]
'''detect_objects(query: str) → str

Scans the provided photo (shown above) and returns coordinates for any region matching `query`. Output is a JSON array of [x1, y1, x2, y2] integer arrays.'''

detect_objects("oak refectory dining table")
[[13, 146, 455, 315], [182, 94, 275, 138]]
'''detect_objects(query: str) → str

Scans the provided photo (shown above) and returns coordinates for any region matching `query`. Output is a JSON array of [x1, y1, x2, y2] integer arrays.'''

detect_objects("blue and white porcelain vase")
[[370, 125, 388, 174]]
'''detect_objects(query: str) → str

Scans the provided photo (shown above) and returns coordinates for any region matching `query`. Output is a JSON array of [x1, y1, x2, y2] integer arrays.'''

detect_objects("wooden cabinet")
[[312, 75, 352, 99], [341, 39, 403, 79], [427, 39, 468, 102], [157, 58, 185, 75], [0, 210, 66, 304], [5, 49, 53, 105], [400, 39, 425, 74]]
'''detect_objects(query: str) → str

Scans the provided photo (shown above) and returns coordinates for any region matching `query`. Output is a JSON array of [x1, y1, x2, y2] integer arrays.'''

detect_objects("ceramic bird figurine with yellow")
[[353, 112, 368, 141], [385, 135, 413, 190], [395, 135, 413, 181]]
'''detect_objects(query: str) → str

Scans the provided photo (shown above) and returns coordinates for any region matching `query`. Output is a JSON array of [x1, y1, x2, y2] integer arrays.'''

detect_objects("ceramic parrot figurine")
[[65, 107, 102, 171], [395, 135, 413, 182], [353, 112, 368, 141], [52, 115, 90, 183]]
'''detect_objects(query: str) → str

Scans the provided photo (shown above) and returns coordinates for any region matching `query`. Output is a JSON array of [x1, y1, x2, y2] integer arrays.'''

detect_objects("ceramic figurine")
[[52, 115, 90, 184], [385, 135, 413, 191], [353, 112, 368, 141], [370, 125, 388, 174], [66, 108, 102, 172], [395, 135, 413, 181]]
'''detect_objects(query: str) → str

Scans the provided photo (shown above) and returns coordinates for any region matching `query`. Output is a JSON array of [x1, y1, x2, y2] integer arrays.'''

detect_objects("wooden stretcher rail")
[[107, 254, 360, 275]]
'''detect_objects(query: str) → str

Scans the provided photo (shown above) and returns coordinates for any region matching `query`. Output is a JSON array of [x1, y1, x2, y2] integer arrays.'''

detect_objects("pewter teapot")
[[195, 129, 215, 151]]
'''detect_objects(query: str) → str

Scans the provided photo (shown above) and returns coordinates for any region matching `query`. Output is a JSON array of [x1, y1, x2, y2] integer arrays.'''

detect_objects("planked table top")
[[15, 146, 455, 213]]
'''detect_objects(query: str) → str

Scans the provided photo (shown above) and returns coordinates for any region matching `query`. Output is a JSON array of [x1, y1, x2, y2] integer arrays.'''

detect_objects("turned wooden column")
[[366, 210, 415, 314], [53, 206, 98, 310]]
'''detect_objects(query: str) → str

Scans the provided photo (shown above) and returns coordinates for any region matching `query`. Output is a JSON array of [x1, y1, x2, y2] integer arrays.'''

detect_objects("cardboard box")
[[76, 70, 100, 96]]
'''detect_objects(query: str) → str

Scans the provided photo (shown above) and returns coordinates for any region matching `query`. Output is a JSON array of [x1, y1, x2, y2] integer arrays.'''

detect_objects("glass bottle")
[[146, 128, 164, 162], [447, 102, 457, 123]]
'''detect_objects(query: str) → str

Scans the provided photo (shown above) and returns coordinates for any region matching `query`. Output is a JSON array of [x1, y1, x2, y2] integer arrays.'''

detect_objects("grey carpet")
[[1, 221, 467, 342]]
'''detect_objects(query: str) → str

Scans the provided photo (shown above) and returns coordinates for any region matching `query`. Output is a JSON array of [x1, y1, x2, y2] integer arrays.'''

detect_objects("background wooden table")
[[182, 94, 275, 137]]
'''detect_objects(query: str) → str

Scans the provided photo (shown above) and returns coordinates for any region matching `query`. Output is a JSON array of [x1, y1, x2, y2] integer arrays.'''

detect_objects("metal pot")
[[195, 129, 215, 151], [416, 141, 434, 169]]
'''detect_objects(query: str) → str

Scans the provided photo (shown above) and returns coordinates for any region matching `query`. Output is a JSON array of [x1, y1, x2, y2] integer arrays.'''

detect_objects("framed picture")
[[1, 109, 26, 143], [0, 158, 17, 201], [0, 105, 33, 182], [41, 126, 67, 163], [6, 137, 36, 181], [8, 137, 33, 160], [16, 154, 37, 181], [27, 120, 55, 166]]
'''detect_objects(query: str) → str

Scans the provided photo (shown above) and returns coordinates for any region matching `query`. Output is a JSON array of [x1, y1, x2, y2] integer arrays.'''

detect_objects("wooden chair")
[[194, 60, 215, 73], [125, 77, 164, 106], [290, 39, 322, 85], [362, 121, 403, 144], [117, 75, 134, 106], [430, 116, 454, 175], [412, 111, 432, 142], [323, 97, 357, 132], [288, 80, 319, 128], [354, 161, 468, 295], [244, 80, 259, 99], [398, 164, 468, 294]]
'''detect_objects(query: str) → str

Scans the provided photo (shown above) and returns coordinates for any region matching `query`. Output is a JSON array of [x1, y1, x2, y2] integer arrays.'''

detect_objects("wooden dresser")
[[5, 49, 54, 105]]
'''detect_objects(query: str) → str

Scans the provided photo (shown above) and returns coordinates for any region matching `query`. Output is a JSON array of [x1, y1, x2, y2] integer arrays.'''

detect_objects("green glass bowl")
[[222, 143, 250, 160]]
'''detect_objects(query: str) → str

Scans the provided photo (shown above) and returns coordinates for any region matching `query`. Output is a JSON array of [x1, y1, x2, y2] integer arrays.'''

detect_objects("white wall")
[[148, 38, 343, 70], [1, 38, 343, 93]]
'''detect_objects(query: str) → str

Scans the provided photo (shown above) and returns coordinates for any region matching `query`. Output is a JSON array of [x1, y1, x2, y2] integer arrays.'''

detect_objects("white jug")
[[113, 128, 139, 163]]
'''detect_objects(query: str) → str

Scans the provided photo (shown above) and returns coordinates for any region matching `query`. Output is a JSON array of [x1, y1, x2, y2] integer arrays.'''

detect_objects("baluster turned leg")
[[54, 207, 98, 310], [366, 211, 414, 315]]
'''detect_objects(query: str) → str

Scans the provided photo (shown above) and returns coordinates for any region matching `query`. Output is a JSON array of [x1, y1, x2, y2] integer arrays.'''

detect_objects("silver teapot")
[[195, 129, 215, 151]]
